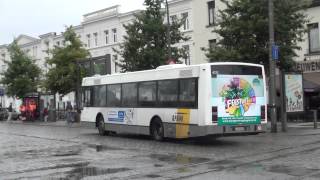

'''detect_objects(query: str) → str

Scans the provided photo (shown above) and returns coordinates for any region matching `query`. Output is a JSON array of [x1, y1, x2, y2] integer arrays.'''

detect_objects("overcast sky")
[[0, 0, 145, 44]]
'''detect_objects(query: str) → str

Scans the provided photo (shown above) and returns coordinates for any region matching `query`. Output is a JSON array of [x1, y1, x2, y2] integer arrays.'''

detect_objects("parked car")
[[0, 108, 20, 121]]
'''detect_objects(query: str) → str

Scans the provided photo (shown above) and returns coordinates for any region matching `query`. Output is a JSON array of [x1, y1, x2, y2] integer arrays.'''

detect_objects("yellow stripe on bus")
[[176, 109, 190, 138]]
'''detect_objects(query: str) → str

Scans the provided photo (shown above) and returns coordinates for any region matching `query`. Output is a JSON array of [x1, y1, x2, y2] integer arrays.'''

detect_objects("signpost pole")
[[269, 0, 277, 133]]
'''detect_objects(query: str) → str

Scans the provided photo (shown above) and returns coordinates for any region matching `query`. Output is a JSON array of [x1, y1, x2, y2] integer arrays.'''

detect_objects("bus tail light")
[[212, 106, 218, 123], [261, 105, 266, 121]]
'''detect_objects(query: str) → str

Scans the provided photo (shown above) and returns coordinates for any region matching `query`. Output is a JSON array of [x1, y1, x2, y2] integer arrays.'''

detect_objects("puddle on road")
[[54, 149, 81, 157], [268, 165, 319, 177], [65, 166, 131, 179], [87, 144, 123, 152], [150, 153, 210, 165], [145, 174, 162, 178], [154, 164, 163, 167]]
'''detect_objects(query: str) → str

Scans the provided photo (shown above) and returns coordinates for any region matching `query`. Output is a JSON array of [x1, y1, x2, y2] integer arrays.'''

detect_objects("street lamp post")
[[268, 0, 277, 133], [165, 0, 172, 61]]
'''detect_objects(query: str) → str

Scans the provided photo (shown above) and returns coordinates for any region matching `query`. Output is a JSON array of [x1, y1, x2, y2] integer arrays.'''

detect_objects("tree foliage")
[[206, 0, 310, 71], [1, 40, 41, 98], [114, 0, 189, 72], [45, 26, 89, 95]]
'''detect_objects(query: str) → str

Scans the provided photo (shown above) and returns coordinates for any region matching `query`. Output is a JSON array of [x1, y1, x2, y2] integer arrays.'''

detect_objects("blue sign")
[[118, 111, 125, 119], [0, 88, 4, 96], [272, 45, 279, 60]]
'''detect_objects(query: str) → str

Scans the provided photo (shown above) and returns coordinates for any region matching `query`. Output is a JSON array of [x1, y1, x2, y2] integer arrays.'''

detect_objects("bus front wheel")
[[151, 118, 164, 141], [97, 116, 108, 136]]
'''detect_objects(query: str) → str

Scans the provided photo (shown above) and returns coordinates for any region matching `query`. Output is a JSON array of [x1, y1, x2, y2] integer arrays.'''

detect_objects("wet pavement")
[[0, 121, 320, 179]]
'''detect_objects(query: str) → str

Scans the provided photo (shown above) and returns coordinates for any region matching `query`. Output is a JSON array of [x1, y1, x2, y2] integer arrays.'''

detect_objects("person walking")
[[66, 102, 73, 127], [7, 103, 13, 122]]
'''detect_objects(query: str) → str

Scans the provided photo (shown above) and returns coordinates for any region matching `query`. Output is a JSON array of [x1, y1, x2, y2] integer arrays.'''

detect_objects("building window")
[[113, 55, 119, 73], [1, 53, 5, 60], [56, 41, 60, 46], [33, 46, 38, 57], [104, 30, 109, 44], [170, 15, 177, 24], [182, 45, 190, 65], [87, 34, 91, 48], [209, 39, 217, 49], [308, 23, 320, 53], [208, 1, 215, 26], [1, 65, 6, 73], [112, 28, 117, 43], [93, 33, 98, 46], [182, 12, 190, 31]]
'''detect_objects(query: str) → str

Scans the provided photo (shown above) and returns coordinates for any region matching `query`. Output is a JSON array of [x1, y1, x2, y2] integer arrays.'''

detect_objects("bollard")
[[313, 110, 318, 129]]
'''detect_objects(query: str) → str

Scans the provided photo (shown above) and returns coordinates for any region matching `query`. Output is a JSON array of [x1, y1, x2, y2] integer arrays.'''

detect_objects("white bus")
[[81, 62, 267, 140]]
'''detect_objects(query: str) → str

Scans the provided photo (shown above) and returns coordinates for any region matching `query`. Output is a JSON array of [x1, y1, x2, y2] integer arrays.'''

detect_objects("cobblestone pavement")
[[1, 121, 320, 180]]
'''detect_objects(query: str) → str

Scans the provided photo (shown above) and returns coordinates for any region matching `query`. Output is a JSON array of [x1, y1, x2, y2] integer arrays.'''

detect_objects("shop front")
[[295, 58, 320, 120]]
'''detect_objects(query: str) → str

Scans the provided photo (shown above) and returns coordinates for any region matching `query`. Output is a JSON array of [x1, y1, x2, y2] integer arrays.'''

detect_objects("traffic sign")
[[272, 44, 279, 60], [0, 88, 4, 96]]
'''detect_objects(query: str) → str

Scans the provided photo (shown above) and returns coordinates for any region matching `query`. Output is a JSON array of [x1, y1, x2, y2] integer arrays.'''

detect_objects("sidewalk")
[[4, 119, 82, 128]]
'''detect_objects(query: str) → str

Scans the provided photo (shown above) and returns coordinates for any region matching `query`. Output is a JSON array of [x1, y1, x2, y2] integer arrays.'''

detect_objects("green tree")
[[45, 26, 89, 95], [205, 0, 310, 71], [114, 0, 189, 72], [1, 40, 41, 99]]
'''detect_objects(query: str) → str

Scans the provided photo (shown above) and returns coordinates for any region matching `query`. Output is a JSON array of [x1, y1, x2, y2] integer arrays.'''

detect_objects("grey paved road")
[[1, 122, 320, 180]]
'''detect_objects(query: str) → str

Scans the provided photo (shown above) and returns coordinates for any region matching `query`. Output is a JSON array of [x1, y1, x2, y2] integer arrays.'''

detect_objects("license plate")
[[234, 127, 245, 131]]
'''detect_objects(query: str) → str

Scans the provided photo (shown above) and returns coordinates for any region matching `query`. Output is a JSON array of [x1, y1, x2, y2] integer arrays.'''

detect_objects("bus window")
[[107, 84, 121, 107], [82, 87, 92, 107], [122, 83, 138, 107], [138, 81, 156, 106], [93, 85, 107, 107], [179, 79, 197, 107], [158, 80, 178, 107]]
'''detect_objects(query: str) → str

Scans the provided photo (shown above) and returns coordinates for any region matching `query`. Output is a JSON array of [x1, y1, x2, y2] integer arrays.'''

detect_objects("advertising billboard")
[[212, 75, 265, 126], [285, 74, 304, 112]]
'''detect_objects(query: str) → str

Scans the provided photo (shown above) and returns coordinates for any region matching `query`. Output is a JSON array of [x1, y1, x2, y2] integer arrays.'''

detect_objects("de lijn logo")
[[219, 77, 256, 117]]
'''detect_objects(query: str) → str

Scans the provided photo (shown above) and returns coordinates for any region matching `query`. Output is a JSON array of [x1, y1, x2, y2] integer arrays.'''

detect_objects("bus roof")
[[82, 62, 264, 86]]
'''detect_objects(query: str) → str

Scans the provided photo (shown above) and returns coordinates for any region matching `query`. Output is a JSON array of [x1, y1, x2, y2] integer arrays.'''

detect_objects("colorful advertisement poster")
[[212, 75, 265, 126], [285, 74, 304, 112]]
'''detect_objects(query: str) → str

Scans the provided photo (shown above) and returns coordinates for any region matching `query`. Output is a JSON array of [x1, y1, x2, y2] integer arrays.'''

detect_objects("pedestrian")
[[7, 103, 13, 122], [66, 102, 73, 127], [19, 103, 26, 121], [43, 107, 48, 122]]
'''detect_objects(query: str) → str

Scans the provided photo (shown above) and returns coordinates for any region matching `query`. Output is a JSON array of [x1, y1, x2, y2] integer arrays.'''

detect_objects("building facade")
[[0, 0, 319, 110]]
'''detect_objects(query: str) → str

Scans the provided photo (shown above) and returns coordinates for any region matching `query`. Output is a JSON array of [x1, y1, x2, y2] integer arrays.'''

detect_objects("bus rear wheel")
[[151, 118, 164, 141], [97, 116, 108, 136]]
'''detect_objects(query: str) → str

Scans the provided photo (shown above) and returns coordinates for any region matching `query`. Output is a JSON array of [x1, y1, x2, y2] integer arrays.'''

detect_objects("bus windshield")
[[211, 65, 265, 125]]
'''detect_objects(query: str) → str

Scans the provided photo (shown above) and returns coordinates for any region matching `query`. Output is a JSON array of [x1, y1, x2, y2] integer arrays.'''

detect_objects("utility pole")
[[269, 0, 277, 133], [165, 0, 172, 60]]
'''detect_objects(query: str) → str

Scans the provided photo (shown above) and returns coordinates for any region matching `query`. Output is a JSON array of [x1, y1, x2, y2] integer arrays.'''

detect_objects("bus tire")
[[150, 117, 164, 141], [97, 115, 108, 136]]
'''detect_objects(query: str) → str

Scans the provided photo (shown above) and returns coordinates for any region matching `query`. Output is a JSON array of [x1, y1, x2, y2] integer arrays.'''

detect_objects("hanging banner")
[[285, 74, 304, 112]]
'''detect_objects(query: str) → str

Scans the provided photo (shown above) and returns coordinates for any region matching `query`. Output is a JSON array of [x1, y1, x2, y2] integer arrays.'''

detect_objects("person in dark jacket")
[[7, 103, 13, 122]]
